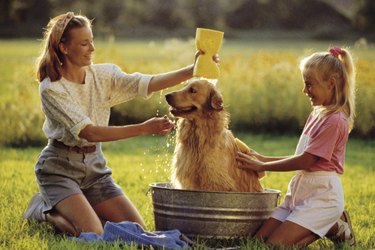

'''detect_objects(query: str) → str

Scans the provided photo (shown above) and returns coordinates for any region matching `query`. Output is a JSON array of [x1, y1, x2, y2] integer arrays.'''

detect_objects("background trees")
[[0, 0, 373, 40]]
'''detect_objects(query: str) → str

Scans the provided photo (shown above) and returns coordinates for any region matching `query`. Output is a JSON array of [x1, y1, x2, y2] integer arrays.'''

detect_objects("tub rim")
[[149, 182, 281, 195]]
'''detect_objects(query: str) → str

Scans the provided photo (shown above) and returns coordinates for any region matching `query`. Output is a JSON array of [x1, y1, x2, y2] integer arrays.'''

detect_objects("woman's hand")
[[194, 50, 220, 65], [236, 151, 265, 172], [141, 115, 174, 135]]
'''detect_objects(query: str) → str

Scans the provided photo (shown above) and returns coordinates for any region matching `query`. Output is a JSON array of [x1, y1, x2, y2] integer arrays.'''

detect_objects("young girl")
[[236, 47, 356, 247], [23, 12, 217, 236]]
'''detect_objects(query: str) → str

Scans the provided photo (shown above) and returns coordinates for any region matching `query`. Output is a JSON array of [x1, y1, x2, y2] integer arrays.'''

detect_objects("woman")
[[23, 12, 218, 236]]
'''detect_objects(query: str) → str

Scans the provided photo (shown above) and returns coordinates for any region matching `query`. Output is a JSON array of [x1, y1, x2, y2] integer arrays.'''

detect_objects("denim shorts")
[[35, 142, 123, 213]]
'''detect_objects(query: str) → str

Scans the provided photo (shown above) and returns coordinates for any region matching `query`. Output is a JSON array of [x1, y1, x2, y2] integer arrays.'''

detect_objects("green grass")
[[1, 134, 374, 249], [1, 39, 375, 147], [1, 38, 374, 249]]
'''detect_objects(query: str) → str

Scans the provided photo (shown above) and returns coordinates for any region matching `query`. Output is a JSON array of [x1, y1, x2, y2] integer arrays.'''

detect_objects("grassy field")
[[0, 133, 374, 249], [0, 38, 374, 249], [1, 38, 375, 147]]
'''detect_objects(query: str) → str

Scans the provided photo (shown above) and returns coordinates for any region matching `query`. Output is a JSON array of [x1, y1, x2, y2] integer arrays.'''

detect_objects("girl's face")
[[60, 26, 95, 67], [302, 71, 334, 107]]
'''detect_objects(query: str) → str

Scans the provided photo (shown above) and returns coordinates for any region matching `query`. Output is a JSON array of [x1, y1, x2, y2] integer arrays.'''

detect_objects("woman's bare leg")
[[53, 194, 103, 235], [46, 211, 78, 236], [93, 194, 146, 228]]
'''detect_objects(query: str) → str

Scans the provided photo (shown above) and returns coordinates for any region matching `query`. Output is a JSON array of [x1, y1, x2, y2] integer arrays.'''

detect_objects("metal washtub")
[[149, 182, 280, 239]]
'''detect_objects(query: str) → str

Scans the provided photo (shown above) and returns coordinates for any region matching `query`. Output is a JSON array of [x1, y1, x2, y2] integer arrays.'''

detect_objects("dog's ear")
[[209, 90, 223, 111]]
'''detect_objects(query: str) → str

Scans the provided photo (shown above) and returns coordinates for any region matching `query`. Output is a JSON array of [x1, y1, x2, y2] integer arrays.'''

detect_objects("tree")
[[355, 0, 375, 32]]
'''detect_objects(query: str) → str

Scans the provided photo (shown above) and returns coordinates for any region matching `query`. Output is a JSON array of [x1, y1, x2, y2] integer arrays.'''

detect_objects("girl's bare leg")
[[254, 217, 282, 241], [266, 220, 318, 247]]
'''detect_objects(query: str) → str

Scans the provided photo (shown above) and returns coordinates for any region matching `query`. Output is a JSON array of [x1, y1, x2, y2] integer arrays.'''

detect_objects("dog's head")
[[165, 80, 223, 118]]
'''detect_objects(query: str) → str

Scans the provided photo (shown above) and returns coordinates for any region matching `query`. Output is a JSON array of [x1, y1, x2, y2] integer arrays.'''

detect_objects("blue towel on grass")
[[72, 221, 188, 249]]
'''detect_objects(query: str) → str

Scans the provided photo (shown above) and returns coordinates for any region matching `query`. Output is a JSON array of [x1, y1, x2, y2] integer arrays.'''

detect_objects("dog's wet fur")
[[165, 80, 263, 192]]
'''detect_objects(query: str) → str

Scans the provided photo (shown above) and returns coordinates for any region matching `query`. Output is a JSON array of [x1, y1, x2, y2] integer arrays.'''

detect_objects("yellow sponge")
[[235, 138, 266, 179], [193, 28, 224, 79]]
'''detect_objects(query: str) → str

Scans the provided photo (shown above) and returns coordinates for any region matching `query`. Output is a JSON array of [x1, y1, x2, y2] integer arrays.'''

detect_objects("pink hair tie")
[[329, 47, 343, 58]]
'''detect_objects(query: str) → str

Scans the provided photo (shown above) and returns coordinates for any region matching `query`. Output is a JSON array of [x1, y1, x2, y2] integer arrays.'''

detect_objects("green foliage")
[[0, 134, 374, 249], [0, 39, 375, 147], [2, 0, 373, 39]]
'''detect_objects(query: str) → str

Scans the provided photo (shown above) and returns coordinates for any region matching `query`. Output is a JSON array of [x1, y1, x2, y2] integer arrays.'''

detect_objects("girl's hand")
[[142, 115, 174, 135], [236, 151, 265, 172], [246, 147, 263, 161]]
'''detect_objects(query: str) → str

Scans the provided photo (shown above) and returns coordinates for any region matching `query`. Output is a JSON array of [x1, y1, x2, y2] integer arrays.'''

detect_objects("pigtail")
[[300, 48, 357, 132], [331, 48, 356, 131]]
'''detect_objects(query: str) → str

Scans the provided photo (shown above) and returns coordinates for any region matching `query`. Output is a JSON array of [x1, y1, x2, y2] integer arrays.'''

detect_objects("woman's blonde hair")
[[299, 48, 356, 131], [36, 12, 92, 82]]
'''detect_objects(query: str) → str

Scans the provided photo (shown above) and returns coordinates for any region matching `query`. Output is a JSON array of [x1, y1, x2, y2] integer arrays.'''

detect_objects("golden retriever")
[[165, 79, 263, 192]]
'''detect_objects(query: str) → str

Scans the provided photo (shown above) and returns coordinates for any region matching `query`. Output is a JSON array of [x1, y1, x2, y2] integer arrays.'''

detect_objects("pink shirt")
[[295, 110, 349, 174]]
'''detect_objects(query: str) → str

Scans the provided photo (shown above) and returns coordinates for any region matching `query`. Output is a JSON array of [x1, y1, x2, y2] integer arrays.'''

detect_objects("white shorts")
[[271, 171, 344, 237]]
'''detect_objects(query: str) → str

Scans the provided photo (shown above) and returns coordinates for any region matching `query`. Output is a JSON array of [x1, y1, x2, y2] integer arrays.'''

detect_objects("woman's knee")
[[46, 211, 80, 236], [93, 195, 146, 228], [54, 194, 104, 235]]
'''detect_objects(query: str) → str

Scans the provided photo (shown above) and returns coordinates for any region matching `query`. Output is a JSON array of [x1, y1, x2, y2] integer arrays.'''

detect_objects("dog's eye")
[[189, 87, 197, 94]]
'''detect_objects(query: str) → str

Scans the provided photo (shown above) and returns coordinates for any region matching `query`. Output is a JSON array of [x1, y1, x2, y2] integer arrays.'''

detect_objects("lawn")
[[1, 38, 374, 249], [0, 133, 374, 249]]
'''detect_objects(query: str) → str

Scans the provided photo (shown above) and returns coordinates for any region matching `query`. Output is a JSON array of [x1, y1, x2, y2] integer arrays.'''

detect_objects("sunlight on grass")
[[1, 39, 375, 146], [1, 38, 374, 249], [1, 134, 374, 249]]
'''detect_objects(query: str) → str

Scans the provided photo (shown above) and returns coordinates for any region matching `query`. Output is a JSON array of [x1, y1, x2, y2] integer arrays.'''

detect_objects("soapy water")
[[142, 74, 220, 193], [141, 77, 219, 183], [141, 90, 176, 183]]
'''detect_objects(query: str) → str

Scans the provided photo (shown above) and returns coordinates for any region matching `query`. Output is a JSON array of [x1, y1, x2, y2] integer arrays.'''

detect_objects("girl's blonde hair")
[[36, 12, 92, 82], [299, 48, 356, 131]]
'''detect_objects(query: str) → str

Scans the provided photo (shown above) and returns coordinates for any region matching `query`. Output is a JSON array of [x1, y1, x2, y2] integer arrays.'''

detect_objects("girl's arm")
[[237, 151, 319, 172], [246, 148, 289, 162], [79, 116, 174, 142]]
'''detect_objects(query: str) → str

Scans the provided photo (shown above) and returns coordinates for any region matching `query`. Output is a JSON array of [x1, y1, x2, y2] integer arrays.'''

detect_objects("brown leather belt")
[[52, 140, 96, 154]]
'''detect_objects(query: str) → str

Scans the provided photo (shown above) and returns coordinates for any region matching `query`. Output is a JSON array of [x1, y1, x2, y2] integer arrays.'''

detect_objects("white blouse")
[[39, 63, 152, 147]]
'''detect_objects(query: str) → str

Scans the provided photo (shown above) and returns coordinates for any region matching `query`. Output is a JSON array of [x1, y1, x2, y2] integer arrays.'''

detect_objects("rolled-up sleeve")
[[137, 73, 153, 98]]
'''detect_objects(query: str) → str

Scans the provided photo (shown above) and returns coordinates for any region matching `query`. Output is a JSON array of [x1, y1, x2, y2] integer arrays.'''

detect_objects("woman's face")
[[60, 26, 95, 67], [302, 70, 334, 107]]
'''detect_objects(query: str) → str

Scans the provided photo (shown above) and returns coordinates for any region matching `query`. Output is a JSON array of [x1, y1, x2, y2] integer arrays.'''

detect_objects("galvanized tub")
[[149, 182, 280, 239]]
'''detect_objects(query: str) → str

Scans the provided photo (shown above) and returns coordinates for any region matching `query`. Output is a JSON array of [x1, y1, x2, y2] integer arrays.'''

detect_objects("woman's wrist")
[[183, 64, 194, 79]]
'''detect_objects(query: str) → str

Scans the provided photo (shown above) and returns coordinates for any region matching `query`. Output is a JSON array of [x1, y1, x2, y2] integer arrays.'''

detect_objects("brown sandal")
[[330, 210, 356, 246]]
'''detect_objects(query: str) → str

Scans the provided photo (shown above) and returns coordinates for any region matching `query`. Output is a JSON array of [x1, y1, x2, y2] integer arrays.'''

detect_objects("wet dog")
[[165, 80, 262, 192]]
